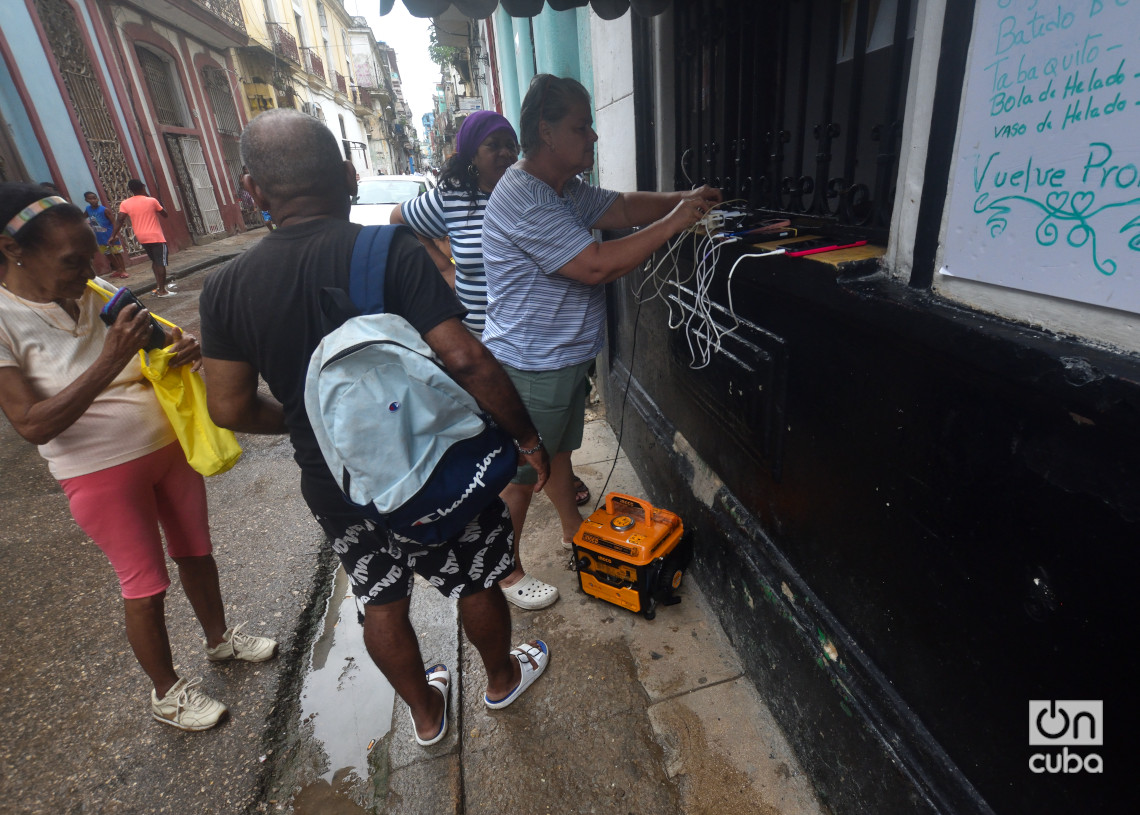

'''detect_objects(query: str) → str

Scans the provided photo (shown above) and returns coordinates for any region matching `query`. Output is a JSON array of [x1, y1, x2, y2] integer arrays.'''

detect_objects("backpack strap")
[[349, 224, 401, 314], [317, 224, 404, 335]]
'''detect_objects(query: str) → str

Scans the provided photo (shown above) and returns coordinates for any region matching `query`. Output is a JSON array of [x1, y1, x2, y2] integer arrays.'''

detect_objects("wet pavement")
[[0, 230, 827, 814]]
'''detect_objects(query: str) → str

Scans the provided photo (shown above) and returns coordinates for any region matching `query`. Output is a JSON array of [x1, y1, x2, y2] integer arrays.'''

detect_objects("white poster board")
[[942, 0, 1140, 315]]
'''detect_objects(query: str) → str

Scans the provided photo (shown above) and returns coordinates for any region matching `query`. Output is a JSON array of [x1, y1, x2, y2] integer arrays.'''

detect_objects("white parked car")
[[350, 174, 434, 226]]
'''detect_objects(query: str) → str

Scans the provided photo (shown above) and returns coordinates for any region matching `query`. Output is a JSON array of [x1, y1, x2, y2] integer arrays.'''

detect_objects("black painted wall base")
[[604, 365, 986, 814], [599, 246, 1139, 814]]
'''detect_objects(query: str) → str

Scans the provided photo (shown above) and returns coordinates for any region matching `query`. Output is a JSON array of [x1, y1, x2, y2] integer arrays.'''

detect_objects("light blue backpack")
[[304, 226, 516, 545]]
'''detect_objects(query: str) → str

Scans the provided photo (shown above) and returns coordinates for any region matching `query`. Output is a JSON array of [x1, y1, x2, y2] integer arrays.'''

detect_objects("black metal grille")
[[35, 0, 141, 254], [137, 48, 185, 128], [203, 67, 242, 136], [198, 0, 246, 34], [673, 0, 913, 242]]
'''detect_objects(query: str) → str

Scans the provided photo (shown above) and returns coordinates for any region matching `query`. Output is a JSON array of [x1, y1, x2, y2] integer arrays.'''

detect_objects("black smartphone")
[[99, 287, 167, 350]]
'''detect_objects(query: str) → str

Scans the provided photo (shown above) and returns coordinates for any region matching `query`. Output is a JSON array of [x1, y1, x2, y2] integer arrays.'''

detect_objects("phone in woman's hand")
[[99, 287, 167, 350]]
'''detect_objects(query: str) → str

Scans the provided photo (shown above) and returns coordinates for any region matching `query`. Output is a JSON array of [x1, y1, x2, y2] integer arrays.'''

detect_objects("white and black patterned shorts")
[[313, 498, 515, 605]]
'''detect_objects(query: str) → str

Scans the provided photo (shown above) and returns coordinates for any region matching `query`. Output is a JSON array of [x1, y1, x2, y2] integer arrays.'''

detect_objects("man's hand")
[[422, 318, 546, 488], [519, 446, 550, 492]]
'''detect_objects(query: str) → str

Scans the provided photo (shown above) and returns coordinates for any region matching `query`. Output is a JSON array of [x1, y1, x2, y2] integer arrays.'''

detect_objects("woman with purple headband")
[[393, 110, 591, 610], [0, 182, 277, 732]]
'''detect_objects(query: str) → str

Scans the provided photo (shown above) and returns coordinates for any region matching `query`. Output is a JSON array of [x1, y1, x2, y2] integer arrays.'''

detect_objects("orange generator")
[[571, 493, 692, 619]]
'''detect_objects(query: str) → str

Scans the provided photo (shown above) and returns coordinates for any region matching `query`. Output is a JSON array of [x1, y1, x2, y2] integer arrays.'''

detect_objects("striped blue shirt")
[[482, 166, 619, 371], [401, 187, 491, 333]]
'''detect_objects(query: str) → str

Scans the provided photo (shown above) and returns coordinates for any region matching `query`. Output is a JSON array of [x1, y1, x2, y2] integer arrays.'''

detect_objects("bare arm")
[[556, 196, 712, 286], [109, 211, 128, 243], [557, 186, 723, 286], [592, 186, 721, 231], [421, 317, 550, 491], [201, 357, 286, 434], [0, 305, 154, 445], [391, 204, 456, 288]]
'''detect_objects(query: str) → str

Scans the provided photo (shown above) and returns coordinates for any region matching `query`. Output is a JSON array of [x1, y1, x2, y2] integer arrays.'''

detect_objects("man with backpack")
[[198, 109, 552, 747]]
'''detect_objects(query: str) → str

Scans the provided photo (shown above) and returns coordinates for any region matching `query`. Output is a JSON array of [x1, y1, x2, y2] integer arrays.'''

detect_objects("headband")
[[455, 111, 517, 162], [4, 196, 68, 238]]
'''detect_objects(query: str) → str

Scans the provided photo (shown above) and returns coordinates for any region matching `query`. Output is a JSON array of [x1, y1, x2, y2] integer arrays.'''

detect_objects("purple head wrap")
[[455, 111, 517, 162]]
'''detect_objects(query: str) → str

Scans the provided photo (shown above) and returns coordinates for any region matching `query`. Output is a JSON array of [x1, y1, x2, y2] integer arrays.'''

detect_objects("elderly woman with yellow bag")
[[0, 182, 275, 732]]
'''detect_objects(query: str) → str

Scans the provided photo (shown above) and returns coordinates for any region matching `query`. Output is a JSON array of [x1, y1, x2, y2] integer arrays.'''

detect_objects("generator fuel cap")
[[611, 515, 635, 531]]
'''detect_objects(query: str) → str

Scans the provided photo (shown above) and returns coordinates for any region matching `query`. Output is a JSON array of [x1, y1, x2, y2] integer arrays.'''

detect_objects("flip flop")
[[573, 475, 590, 506], [502, 574, 559, 610], [485, 640, 549, 710], [411, 664, 449, 747]]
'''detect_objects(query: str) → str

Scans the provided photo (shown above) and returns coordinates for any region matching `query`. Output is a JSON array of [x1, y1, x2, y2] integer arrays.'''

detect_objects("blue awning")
[[379, 0, 670, 21]]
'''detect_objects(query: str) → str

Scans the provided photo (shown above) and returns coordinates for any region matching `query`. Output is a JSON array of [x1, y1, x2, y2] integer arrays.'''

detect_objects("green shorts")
[[503, 359, 593, 485]]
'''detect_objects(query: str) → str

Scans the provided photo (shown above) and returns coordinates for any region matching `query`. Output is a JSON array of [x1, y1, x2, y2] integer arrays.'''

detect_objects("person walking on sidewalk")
[[0, 183, 277, 732], [111, 179, 175, 297], [83, 191, 128, 279], [199, 109, 552, 748]]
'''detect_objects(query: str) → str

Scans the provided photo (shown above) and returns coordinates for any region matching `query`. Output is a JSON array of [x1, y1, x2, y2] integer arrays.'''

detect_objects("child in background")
[[83, 191, 128, 279]]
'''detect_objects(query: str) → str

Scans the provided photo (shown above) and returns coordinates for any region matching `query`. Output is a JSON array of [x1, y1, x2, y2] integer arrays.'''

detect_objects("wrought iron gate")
[[165, 135, 225, 236], [203, 66, 259, 227], [35, 0, 141, 253]]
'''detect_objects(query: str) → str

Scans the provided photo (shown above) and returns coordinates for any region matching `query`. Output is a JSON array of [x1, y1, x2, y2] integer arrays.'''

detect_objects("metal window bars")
[[673, 0, 913, 243]]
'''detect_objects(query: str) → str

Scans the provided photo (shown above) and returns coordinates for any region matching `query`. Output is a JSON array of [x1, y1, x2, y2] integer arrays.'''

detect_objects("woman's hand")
[[665, 185, 724, 235], [102, 303, 153, 365], [686, 185, 723, 211], [167, 326, 203, 372]]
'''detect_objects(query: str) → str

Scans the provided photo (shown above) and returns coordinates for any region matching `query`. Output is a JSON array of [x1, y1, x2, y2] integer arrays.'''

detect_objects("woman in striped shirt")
[[391, 110, 519, 336], [481, 76, 720, 611]]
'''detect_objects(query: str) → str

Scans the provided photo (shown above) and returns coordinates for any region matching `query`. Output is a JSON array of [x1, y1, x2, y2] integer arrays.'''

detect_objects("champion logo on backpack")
[[412, 442, 510, 527], [304, 226, 518, 547]]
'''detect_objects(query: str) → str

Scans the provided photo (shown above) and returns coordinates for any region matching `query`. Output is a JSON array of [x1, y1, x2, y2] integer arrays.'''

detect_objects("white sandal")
[[485, 640, 549, 709], [502, 574, 559, 610]]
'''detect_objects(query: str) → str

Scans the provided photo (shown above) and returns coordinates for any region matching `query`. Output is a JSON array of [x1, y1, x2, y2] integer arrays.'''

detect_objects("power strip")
[[688, 210, 726, 233]]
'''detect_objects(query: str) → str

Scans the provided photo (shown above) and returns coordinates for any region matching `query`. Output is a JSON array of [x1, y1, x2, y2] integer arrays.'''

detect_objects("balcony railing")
[[196, 0, 245, 33], [268, 23, 298, 64], [333, 70, 347, 96], [305, 49, 325, 81]]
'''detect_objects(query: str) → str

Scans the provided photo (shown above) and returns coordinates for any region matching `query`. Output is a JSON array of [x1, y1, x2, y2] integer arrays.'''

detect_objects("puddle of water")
[[299, 566, 395, 784]]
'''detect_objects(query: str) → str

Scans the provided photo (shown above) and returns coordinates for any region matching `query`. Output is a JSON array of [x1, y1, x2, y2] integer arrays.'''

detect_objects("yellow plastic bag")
[[86, 281, 241, 476], [139, 346, 242, 477]]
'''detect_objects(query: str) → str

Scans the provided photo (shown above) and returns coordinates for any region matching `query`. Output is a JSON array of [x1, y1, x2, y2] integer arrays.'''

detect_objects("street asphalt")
[[0, 229, 826, 814]]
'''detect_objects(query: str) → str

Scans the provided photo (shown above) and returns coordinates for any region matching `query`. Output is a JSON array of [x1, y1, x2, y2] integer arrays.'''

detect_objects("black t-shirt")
[[199, 220, 464, 510]]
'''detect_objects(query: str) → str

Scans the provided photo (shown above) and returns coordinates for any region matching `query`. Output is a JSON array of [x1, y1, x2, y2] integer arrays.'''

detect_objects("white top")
[[400, 186, 491, 334], [0, 278, 175, 479], [481, 166, 619, 371]]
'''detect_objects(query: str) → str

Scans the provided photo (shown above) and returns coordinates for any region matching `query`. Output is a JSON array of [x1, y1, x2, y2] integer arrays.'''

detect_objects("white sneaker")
[[205, 623, 278, 663], [151, 677, 227, 731]]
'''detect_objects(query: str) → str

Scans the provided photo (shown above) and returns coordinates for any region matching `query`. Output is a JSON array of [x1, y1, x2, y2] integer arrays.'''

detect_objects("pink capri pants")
[[60, 442, 212, 599]]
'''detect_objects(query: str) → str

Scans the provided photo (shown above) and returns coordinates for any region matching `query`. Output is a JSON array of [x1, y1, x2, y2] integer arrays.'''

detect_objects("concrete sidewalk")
[[266, 407, 827, 814], [113, 227, 268, 295], [39, 239, 829, 813]]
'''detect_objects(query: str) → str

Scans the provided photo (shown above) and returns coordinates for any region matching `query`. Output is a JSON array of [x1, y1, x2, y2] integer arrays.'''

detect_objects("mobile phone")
[[781, 237, 868, 257], [99, 287, 167, 350], [738, 228, 798, 242]]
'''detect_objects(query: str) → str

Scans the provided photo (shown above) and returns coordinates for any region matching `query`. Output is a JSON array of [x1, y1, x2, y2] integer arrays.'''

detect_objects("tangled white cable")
[[634, 211, 787, 369]]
